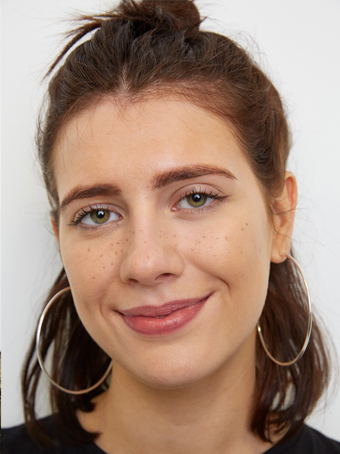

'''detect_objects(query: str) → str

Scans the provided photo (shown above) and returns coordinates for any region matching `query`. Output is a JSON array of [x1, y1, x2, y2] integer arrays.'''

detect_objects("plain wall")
[[2, 0, 340, 439]]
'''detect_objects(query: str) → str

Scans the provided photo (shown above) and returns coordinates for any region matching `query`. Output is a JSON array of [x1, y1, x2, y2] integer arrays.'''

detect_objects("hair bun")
[[119, 0, 201, 32]]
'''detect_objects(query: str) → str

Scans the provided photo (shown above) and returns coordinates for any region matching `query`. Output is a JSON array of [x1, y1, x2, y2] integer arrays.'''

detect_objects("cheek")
[[59, 236, 124, 310], [179, 215, 272, 321], [181, 216, 271, 276]]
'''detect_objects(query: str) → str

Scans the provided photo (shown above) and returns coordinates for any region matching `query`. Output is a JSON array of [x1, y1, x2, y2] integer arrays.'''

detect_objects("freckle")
[[144, 241, 147, 244], [190, 249, 194, 251], [225, 236, 228, 240], [111, 243, 113, 247], [121, 249, 123, 253], [246, 223, 248, 226], [115, 251, 118, 255], [92, 276, 96, 280], [240, 250, 243, 254], [111, 262, 113, 265], [173, 235, 176, 238], [100, 254, 103, 258], [242, 228, 244, 231], [102, 266, 105, 269], [203, 236, 206, 239], [216, 237, 219, 240], [175, 244, 177, 247], [87, 248, 90, 252]]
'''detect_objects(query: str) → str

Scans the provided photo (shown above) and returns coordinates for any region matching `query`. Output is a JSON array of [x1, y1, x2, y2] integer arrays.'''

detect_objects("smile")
[[117, 293, 212, 336]]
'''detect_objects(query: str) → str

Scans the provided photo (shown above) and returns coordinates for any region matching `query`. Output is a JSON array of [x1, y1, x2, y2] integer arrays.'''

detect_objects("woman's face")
[[53, 97, 288, 388]]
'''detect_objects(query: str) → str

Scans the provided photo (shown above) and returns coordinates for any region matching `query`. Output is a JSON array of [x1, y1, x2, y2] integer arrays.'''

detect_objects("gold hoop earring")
[[36, 287, 113, 395], [257, 255, 312, 367]]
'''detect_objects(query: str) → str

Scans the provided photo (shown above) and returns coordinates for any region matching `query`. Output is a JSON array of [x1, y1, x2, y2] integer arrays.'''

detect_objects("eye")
[[85, 209, 114, 225], [181, 193, 209, 208], [71, 207, 120, 227], [177, 190, 224, 210]]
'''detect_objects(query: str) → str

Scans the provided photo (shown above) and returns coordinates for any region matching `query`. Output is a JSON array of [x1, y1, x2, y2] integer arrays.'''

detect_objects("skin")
[[52, 97, 297, 454]]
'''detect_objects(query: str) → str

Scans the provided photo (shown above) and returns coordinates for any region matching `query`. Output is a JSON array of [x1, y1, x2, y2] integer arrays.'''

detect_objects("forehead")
[[52, 97, 258, 196]]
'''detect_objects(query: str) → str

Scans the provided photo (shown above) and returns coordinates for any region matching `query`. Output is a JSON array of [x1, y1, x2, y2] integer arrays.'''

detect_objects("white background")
[[2, 0, 340, 440]]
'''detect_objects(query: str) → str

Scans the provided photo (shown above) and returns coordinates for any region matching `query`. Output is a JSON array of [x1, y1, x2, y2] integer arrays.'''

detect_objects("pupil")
[[97, 210, 105, 218], [192, 194, 201, 202]]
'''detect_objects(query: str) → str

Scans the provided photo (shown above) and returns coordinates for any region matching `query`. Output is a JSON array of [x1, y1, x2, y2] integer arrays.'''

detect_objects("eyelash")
[[175, 188, 227, 211], [68, 204, 115, 227], [68, 189, 227, 227]]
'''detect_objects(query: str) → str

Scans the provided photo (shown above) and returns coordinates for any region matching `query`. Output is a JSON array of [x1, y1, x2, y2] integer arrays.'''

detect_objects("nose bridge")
[[131, 214, 165, 257], [120, 209, 183, 285]]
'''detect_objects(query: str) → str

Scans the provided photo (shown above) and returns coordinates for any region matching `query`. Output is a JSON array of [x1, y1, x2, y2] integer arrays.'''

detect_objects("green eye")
[[186, 193, 208, 207], [90, 209, 110, 224]]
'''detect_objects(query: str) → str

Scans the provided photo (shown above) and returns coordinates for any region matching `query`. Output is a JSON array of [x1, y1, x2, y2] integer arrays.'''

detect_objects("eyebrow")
[[60, 165, 236, 212], [151, 164, 236, 189], [60, 184, 121, 212]]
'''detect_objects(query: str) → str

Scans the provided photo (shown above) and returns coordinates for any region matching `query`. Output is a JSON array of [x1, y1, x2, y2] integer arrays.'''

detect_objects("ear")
[[271, 171, 297, 263], [51, 217, 60, 244]]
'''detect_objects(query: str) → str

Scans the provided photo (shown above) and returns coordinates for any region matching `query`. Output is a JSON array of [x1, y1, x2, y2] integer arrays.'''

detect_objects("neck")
[[79, 334, 273, 454]]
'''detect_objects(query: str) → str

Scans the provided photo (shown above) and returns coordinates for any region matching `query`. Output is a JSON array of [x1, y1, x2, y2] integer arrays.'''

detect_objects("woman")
[[2, 0, 340, 452]]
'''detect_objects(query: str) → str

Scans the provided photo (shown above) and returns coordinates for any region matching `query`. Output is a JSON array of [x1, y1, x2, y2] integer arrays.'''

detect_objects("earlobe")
[[51, 217, 60, 244], [270, 172, 298, 264]]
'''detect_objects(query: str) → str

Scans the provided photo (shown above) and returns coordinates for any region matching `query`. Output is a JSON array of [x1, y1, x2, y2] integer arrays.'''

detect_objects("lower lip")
[[120, 296, 210, 336]]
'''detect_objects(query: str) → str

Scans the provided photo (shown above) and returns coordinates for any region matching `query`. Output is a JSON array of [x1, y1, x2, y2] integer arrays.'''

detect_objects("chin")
[[138, 369, 206, 390], [127, 353, 221, 391]]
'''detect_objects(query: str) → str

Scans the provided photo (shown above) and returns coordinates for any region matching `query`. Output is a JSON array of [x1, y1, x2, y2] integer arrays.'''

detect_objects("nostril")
[[155, 273, 174, 282], [129, 278, 139, 283], [159, 273, 173, 279]]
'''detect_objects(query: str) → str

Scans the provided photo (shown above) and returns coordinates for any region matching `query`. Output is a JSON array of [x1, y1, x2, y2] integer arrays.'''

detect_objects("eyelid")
[[173, 186, 228, 211], [68, 203, 121, 227]]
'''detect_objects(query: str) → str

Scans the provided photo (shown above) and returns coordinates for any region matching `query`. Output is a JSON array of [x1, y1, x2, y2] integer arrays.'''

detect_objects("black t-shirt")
[[2, 417, 340, 453]]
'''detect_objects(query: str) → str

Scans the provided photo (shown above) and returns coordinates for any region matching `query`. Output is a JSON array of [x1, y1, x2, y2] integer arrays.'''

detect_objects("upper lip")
[[117, 293, 212, 317]]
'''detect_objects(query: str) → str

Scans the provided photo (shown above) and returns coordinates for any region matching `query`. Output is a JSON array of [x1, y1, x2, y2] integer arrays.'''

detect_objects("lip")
[[117, 293, 212, 336]]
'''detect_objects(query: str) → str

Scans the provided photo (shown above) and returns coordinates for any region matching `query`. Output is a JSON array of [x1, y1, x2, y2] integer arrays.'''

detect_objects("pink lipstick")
[[117, 294, 211, 336]]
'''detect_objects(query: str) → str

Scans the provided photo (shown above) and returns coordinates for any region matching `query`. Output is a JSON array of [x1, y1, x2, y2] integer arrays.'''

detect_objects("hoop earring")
[[257, 255, 312, 367], [36, 286, 113, 395]]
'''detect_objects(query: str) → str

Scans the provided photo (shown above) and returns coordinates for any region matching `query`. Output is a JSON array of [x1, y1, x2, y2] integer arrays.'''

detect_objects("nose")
[[119, 221, 184, 286]]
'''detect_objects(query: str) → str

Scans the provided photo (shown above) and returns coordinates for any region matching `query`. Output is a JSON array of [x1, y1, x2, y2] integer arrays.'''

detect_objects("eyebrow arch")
[[60, 184, 121, 212], [152, 164, 236, 189]]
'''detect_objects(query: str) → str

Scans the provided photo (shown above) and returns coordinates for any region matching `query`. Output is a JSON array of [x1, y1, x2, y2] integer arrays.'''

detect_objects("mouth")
[[116, 293, 212, 336]]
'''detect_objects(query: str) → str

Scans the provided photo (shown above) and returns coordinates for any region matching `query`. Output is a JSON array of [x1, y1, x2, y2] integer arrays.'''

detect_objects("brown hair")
[[23, 0, 330, 447]]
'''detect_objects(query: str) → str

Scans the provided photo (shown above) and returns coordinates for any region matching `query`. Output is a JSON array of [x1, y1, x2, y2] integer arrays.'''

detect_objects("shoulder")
[[2, 421, 43, 454], [266, 424, 340, 454], [1, 417, 103, 454]]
